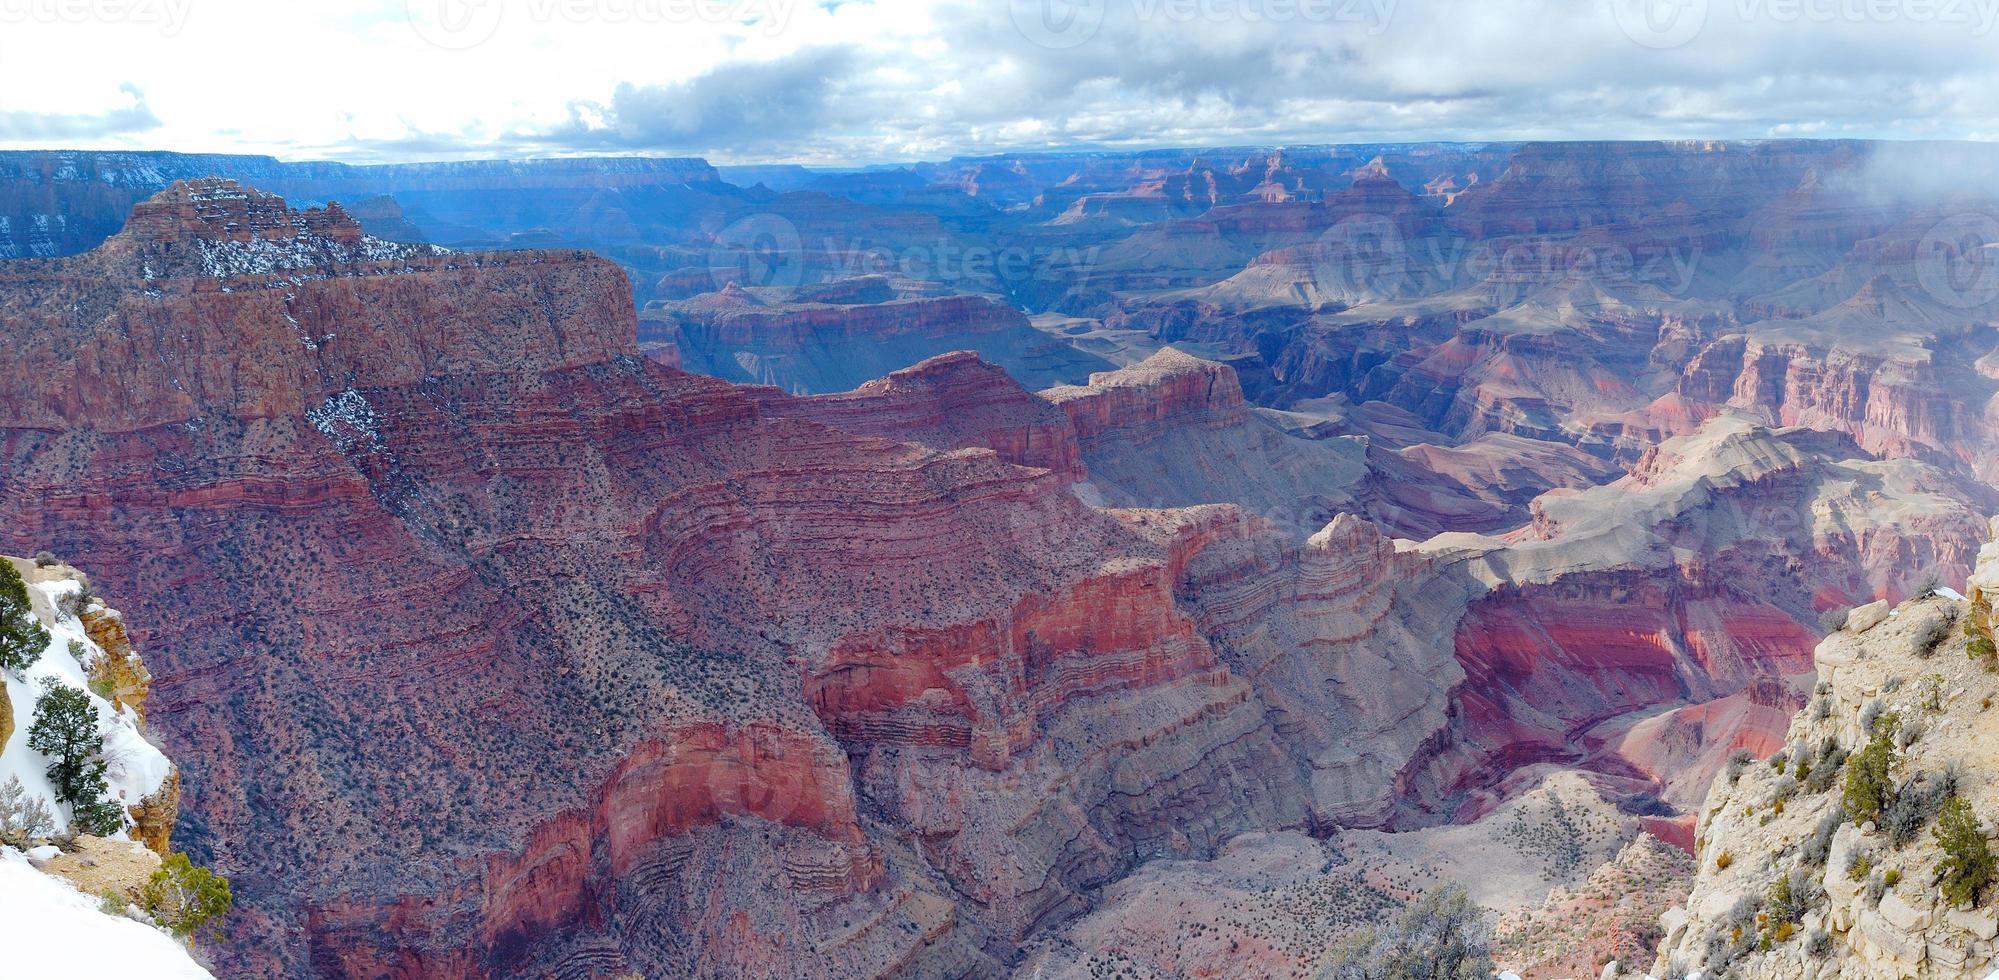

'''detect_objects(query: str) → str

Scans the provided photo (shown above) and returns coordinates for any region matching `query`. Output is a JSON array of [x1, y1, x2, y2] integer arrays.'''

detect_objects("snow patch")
[[306, 388, 381, 453], [193, 234, 444, 279], [0, 574, 173, 839], [0, 848, 213, 979]]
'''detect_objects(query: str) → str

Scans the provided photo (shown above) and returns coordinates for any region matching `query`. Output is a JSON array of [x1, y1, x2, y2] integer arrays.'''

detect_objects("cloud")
[[546, 46, 863, 155], [4, 0, 1999, 162], [0, 85, 159, 142]]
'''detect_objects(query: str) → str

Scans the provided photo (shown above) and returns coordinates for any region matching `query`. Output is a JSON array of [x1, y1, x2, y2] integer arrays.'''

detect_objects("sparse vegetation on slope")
[[1316, 886, 1493, 980], [1655, 562, 1999, 979]]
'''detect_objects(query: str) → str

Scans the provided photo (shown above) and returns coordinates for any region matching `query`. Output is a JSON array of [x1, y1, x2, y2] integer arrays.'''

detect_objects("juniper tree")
[[1935, 797, 1995, 907], [0, 561, 47, 673], [26, 679, 116, 834], [1842, 721, 1896, 824]]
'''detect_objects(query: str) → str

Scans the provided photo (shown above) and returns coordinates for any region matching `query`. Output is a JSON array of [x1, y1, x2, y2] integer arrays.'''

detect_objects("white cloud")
[[0, 0, 1993, 162]]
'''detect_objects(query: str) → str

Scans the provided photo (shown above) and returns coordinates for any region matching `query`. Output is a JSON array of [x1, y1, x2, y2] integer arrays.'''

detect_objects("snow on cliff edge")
[[0, 563, 171, 838], [0, 848, 212, 979]]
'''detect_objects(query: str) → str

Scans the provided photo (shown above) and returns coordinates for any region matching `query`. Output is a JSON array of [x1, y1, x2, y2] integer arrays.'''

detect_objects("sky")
[[1, 0, 1998, 164]]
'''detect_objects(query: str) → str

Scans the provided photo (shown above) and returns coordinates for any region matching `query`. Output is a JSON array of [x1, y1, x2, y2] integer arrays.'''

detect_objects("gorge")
[[0, 139, 1996, 978]]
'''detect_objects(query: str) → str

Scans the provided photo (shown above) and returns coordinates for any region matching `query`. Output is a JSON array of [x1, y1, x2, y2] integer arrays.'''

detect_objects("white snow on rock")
[[0, 573, 172, 838], [0, 848, 212, 979], [306, 388, 381, 452], [192, 233, 444, 279]]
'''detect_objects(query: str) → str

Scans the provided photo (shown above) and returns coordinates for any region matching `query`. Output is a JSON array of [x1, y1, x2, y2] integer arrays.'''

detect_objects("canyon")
[[0, 140, 1995, 977]]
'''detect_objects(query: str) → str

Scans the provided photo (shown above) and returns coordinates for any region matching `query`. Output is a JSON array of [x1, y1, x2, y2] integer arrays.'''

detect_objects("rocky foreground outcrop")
[[0, 554, 207, 977], [1652, 521, 1999, 978], [0, 556, 177, 853]]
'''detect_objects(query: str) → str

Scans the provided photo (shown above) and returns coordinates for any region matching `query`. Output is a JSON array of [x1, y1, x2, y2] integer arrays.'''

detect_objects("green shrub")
[[1967, 597, 1997, 671], [142, 853, 232, 943], [1760, 871, 1801, 947], [1934, 797, 1995, 907], [1970, 631, 1998, 671], [0, 561, 48, 673], [1842, 724, 1896, 825], [71, 798, 124, 837]]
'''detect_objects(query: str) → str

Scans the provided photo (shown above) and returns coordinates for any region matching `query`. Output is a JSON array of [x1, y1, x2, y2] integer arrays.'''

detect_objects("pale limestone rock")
[[1697, 888, 1742, 919], [1659, 905, 1688, 945], [1860, 906, 1927, 964], [1881, 890, 1928, 932], [1824, 825, 1863, 903], [1831, 901, 1855, 933], [1950, 906, 1999, 942], [1848, 599, 1891, 633], [1932, 941, 1969, 969], [1969, 516, 1999, 597]]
